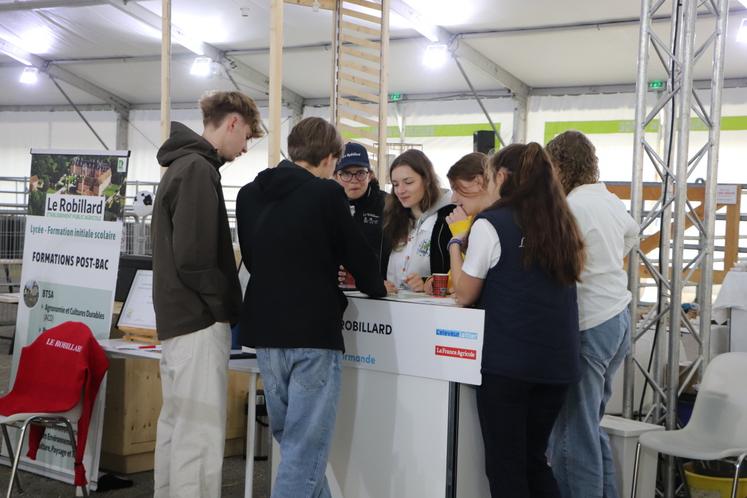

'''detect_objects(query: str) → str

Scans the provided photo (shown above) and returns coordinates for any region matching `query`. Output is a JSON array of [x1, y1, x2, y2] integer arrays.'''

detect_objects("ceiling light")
[[190, 57, 212, 77], [20, 67, 39, 85], [738, 18, 747, 44], [422, 43, 449, 69]]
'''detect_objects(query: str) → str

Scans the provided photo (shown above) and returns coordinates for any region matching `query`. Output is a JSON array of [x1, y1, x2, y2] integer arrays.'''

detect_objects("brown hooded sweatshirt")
[[151, 122, 241, 340]]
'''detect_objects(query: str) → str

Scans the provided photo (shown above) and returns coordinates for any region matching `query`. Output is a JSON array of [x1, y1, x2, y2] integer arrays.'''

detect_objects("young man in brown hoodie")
[[151, 91, 262, 498]]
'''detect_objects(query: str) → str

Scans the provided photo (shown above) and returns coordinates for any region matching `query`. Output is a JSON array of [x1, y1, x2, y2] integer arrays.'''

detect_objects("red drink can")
[[432, 273, 449, 297], [340, 267, 356, 290]]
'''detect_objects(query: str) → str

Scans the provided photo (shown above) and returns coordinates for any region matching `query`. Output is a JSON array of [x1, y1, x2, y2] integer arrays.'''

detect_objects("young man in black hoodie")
[[151, 91, 262, 498], [334, 142, 389, 274], [236, 118, 386, 498]]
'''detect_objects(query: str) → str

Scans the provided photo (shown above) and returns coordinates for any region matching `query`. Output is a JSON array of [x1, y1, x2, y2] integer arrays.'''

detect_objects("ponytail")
[[487, 143, 585, 285]]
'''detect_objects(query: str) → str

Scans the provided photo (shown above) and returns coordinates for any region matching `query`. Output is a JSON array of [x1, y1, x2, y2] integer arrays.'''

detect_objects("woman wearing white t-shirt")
[[423, 152, 492, 295], [381, 149, 453, 292], [448, 143, 585, 498], [545, 130, 639, 498]]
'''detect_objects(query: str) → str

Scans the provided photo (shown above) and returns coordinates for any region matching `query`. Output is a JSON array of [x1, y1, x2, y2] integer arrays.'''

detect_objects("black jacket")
[[380, 203, 454, 278], [349, 179, 389, 274], [430, 204, 455, 275], [151, 122, 242, 340], [236, 160, 387, 351]]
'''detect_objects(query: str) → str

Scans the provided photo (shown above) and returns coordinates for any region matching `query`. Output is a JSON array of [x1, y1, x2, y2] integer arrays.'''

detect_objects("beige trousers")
[[154, 321, 230, 498]]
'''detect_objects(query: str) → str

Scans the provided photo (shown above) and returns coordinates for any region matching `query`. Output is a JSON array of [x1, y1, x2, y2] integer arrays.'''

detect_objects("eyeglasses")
[[338, 170, 369, 182]]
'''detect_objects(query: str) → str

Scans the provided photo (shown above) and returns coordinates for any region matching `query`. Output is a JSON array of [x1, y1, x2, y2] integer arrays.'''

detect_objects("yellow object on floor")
[[684, 462, 747, 498]]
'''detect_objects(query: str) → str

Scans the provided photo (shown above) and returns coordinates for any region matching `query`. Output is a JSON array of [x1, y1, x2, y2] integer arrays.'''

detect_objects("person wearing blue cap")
[[334, 142, 389, 275]]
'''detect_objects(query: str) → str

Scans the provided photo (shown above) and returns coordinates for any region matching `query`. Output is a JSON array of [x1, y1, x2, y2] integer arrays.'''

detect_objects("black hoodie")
[[151, 122, 242, 340], [236, 160, 387, 351], [349, 179, 389, 275]]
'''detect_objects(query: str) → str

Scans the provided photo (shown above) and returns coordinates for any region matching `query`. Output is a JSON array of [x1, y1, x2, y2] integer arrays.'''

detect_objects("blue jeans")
[[256, 348, 342, 498], [548, 309, 631, 498]]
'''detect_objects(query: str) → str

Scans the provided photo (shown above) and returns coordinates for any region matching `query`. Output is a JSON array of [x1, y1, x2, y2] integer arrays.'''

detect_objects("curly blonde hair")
[[545, 130, 599, 194]]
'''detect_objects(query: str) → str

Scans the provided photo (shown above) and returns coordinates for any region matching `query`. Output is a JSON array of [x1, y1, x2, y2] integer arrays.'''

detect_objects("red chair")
[[0, 321, 108, 497]]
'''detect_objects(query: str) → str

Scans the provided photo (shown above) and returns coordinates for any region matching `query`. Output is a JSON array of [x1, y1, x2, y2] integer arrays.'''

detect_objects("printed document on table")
[[118, 269, 156, 329]]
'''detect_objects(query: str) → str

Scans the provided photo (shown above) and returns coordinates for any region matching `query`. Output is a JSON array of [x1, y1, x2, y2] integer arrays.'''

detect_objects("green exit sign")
[[389, 92, 404, 102], [649, 80, 665, 89]]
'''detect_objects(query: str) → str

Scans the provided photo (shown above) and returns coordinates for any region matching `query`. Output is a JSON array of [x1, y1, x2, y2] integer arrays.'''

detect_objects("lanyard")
[[399, 225, 420, 288]]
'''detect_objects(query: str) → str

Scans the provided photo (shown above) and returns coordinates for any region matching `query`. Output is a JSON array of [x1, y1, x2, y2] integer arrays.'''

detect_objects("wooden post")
[[377, 0, 390, 182], [268, 0, 284, 168], [160, 0, 171, 177], [330, 0, 341, 123], [724, 185, 742, 271]]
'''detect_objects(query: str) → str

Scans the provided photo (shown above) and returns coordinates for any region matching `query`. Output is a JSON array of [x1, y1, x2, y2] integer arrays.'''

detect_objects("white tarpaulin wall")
[[123, 109, 293, 186], [0, 109, 291, 189], [2, 88, 747, 190]]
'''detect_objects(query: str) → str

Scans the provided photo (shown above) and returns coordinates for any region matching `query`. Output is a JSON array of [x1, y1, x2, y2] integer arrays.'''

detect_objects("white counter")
[[272, 294, 491, 498]]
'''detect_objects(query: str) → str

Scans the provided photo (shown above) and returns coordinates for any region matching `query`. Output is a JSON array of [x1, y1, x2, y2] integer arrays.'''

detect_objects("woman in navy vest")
[[447, 143, 585, 498]]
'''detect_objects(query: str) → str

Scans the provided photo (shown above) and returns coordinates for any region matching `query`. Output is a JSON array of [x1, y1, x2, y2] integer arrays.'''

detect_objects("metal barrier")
[[0, 176, 28, 286], [120, 180, 240, 256], [0, 177, 27, 330]]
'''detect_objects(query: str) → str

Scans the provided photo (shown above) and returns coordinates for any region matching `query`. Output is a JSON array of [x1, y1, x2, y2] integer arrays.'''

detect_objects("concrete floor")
[[0, 324, 270, 497], [0, 455, 268, 497]]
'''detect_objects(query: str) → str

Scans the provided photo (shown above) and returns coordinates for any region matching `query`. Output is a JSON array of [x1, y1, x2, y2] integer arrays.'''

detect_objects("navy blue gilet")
[[476, 207, 580, 384]]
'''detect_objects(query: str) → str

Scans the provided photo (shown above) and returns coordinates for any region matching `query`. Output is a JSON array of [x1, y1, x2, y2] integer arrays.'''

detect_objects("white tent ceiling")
[[0, 0, 745, 108]]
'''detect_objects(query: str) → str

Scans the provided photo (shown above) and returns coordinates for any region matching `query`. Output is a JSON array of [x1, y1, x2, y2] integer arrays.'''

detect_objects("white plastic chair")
[[0, 403, 86, 498], [630, 352, 747, 498]]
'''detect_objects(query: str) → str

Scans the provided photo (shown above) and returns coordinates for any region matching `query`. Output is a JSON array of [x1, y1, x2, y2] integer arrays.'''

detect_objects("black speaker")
[[473, 130, 496, 154]]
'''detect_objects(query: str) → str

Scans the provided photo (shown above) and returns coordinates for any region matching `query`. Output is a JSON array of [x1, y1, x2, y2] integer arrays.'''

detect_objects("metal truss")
[[626, 0, 729, 496]]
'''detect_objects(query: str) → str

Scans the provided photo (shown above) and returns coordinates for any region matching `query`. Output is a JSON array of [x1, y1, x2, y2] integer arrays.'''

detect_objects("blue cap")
[[336, 142, 371, 172]]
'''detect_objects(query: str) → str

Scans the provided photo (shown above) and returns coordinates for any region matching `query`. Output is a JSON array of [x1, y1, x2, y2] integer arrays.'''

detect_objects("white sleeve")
[[622, 213, 640, 256], [461, 219, 501, 279]]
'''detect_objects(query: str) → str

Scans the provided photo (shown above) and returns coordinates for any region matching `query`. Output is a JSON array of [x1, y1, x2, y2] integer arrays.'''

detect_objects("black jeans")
[[476, 373, 570, 498]]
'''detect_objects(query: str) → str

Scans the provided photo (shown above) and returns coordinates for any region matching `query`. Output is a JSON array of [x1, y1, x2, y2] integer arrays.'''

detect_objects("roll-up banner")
[[1, 149, 130, 490]]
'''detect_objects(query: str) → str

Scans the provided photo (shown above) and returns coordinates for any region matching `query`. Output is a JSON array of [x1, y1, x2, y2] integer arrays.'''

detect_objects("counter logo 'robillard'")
[[341, 320, 392, 335], [46, 194, 104, 216]]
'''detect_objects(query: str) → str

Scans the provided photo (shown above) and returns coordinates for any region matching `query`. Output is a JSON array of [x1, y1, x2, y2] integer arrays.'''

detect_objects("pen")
[[138, 345, 157, 349]]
